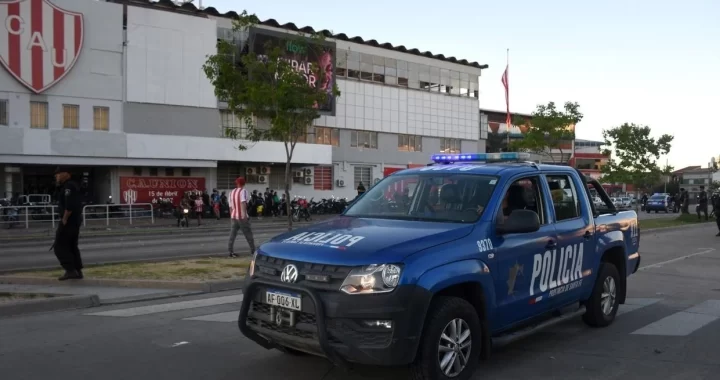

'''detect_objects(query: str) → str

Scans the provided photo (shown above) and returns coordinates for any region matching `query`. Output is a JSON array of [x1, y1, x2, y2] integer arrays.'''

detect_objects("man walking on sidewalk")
[[228, 177, 256, 258], [53, 167, 84, 280]]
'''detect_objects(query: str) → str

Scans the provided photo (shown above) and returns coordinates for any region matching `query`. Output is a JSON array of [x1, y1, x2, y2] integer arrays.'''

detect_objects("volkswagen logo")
[[280, 264, 299, 283]]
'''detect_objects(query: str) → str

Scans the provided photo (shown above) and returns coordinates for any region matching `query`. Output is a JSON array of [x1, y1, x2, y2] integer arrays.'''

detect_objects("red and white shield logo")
[[0, 0, 84, 93]]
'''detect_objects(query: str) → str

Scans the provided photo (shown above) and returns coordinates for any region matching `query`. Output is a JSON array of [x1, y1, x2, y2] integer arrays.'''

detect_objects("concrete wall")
[[125, 6, 217, 108]]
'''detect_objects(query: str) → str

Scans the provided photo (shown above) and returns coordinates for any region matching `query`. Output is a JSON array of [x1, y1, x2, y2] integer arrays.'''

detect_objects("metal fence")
[[82, 203, 154, 227], [0, 205, 59, 229]]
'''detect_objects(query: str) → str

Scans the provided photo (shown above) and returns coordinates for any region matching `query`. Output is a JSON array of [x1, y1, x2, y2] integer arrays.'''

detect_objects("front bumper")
[[238, 278, 431, 368]]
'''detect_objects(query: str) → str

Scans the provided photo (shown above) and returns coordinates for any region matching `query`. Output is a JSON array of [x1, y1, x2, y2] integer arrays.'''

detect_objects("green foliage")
[[203, 10, 341, 229], [509, 101, 583, 162], [600, 123, 673, 191]]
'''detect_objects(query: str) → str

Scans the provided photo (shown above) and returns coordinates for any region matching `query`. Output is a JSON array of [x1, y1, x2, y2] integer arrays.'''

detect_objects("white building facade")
[[0, 0, 486, 203]]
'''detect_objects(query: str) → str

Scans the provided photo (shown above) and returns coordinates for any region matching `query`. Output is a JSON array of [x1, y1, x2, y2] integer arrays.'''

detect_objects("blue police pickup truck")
[[239, 152, 641, 380]]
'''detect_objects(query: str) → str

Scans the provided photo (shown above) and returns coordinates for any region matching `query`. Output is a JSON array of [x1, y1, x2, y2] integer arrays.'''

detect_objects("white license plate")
[[265, 290, 302, 311]]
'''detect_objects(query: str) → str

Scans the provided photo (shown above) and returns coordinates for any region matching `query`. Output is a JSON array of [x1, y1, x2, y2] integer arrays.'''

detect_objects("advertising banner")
[[119, 177, 206, 205], [249, 27, 336, 115]]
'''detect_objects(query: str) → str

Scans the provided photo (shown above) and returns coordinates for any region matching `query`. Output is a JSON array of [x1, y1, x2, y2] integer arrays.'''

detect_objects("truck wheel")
[[582, 262, 620, 327], [410, 297, 481, 380]]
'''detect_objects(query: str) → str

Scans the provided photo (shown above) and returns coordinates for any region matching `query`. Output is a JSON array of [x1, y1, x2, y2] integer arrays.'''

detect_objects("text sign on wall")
[[119, 177, 206, 205]]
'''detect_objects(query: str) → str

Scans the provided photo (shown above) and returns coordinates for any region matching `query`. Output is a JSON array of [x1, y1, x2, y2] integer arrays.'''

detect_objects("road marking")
[[183, 311, 239, 323], [631, 300, 720, 336], [546, 298, 662, 334], [638, 248, 716, 271], [85, 295, 244, 317]]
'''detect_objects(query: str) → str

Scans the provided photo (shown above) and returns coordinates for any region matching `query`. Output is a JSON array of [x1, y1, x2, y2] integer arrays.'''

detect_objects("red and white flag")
[[501, 59, 511, 132], [0, 0, 84, 93]]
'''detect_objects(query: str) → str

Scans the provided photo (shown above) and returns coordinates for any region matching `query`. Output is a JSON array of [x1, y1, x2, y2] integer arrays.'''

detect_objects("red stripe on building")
[[53, 8, 65, 80], [30, 0, 44, 90], [74, 15, 81, 54], [7, 2, 21, 77]]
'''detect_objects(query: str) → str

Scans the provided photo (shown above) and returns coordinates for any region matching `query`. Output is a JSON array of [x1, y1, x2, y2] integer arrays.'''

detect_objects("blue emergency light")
[[430, 152, 531, 163]]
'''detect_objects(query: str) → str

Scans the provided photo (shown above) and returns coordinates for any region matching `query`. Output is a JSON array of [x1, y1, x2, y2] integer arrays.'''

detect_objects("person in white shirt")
[[228, 177, 256, 258]]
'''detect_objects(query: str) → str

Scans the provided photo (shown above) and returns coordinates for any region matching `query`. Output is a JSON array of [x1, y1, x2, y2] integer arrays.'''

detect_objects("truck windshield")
[[344, 173, 499, 223]]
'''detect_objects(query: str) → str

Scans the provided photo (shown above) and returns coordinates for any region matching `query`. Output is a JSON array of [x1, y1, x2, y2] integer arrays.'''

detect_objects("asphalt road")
[[0, 211, 678, 272], [0, 225, 295, 271], [2, 223, 720, 379]]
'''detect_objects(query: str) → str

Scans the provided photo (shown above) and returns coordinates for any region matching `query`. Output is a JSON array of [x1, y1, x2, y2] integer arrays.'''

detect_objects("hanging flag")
[[501, 59, 511, 133]]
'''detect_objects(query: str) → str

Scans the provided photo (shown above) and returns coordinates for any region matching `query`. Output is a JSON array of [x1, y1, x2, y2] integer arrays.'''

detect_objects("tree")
[[203, 11, 340, 230], [509, 101, 583, 163], [601, 123, 673, 203]]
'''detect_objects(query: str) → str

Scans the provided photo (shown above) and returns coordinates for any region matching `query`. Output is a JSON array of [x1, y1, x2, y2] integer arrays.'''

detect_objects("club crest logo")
[[0, 0, 84, 93]]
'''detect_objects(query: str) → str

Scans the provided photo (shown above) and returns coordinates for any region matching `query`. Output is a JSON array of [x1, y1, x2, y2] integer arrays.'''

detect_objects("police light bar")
[[430, 152, 531, 163]]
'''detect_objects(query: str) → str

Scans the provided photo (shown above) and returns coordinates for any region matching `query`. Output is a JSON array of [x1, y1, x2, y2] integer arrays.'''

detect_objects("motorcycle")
[[180, 208, 190, 227]]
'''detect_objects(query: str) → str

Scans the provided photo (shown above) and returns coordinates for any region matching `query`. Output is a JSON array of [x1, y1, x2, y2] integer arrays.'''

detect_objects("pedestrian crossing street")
[[83, 295, 720, 337]]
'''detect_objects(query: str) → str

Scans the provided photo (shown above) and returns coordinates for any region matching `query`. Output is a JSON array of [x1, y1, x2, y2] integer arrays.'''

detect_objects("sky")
[[203, 0, 720, 169]]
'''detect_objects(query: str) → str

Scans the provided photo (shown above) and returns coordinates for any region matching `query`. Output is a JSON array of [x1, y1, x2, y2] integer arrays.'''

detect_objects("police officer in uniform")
[[53, 167, 84, 280], [697, 185, 709, 221]]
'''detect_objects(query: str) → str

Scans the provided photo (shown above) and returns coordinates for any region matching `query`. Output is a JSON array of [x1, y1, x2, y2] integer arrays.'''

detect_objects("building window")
[[93, 106, 109, 131], [311, 127, 339, 146], [62, 104, 79, 129], [181, 168, 191, 176], [165, 168, 174, 176], [220, 110, 247, 139], [398, 134, 422, 152], [268, 170, 287, 190], [149, 168, 158, 176], [30, 102, 48, 129], [440, 138, 461, 153], [354, 166, 373, 188], [0, 100, 7, 126], [314, 166, 333, 190], [133, 167, 143, 176], [350, 130, 378, 149]]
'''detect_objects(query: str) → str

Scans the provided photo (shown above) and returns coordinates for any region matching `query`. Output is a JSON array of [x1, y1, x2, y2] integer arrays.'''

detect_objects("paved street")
[[0, 225, 293, 271], [0, 211, 676, 272], [1, 223, 720, 379]]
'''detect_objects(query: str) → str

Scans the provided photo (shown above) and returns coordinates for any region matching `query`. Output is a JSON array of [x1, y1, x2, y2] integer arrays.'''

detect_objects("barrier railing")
[[0, 205, 59, 229], [82, 203, 154, 227]]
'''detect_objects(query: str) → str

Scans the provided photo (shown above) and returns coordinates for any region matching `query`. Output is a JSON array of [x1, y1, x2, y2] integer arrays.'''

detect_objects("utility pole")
[[664, 158, 668, 193]]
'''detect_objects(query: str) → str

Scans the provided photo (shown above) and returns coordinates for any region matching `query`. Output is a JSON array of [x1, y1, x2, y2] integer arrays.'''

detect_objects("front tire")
[[410, 297, 481, 380], [582, 262, 620, 327]]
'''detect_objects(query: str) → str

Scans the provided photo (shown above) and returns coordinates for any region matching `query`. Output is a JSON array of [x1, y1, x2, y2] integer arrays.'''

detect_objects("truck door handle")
[[583, 230, 592, 240], [546, 240, 557, 249]]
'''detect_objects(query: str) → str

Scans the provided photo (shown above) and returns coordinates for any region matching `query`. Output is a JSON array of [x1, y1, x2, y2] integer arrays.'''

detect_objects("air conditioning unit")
[[246, 167, 257, 175], [260, 166, 271, 175], [336, 179, 345, 187], [257, 175, 268, 184], [303, 168, 313, 176], [304, 176, 313, 185], [293, 171, 304, 178]]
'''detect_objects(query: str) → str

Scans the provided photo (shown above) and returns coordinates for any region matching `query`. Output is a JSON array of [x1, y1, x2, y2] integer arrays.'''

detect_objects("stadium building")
[[0, 0, 488, 204]]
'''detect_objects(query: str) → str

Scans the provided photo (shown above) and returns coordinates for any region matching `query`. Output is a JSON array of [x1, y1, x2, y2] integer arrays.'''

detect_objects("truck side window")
[[546, 175, 580, 221], [497, 177, 546, 225]]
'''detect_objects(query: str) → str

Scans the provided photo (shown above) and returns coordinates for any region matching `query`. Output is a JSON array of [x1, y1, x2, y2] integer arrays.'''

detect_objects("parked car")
[[238, 152, 641, 380], [645, 194, 673, 213]]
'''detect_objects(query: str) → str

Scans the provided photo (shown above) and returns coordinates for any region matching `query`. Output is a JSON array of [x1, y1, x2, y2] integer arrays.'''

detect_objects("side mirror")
[[496, 209, 541, 235]]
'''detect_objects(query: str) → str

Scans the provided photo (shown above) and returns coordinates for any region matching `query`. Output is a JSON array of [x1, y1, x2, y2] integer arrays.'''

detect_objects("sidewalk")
[[0, 214, 337, 239]]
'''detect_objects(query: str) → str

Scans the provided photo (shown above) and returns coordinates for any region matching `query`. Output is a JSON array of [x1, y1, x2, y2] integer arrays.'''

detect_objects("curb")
[[0, 276, 245, 292], [0, 294, 100, 318]]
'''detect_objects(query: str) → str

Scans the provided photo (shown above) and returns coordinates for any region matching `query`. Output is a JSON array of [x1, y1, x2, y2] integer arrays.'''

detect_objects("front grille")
[[246, 300, 393, 348], [253, 254, 353, 291]]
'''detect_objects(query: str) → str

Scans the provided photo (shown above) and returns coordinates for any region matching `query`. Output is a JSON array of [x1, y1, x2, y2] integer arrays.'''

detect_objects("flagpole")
[[505, 49, 510, 147]]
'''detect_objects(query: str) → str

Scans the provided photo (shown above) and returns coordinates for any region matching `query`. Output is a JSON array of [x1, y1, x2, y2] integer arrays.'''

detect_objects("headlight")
[[248, 251, 258, 277], [340, 264, 402, 295]]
